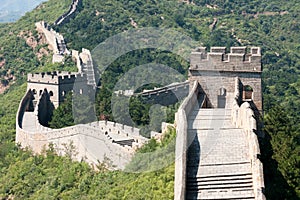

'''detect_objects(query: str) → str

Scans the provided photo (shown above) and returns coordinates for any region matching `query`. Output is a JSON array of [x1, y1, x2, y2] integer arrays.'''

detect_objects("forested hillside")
[[0, 0, 299, 199]]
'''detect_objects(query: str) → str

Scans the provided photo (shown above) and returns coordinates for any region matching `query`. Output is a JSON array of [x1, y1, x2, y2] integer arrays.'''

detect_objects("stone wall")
[[174, 81, 205, 200], [89, 121, 149, 145], [16, 89, 154, 169], [139, 81, 190, 106], [231, 77, 266, 200], [35, 21, 70, 63]]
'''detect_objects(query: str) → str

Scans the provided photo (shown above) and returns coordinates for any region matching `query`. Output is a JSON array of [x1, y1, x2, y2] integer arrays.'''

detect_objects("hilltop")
[[0, 0, 299, 199]]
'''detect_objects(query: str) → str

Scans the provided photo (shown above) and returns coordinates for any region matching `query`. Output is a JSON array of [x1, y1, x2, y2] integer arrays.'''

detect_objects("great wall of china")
[[17, 3, 161, 169], [15, 1, 265, 199]]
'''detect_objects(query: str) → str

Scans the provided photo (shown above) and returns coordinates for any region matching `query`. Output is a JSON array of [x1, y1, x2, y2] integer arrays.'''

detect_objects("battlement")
[[190, 47, 261, 72], [27, 71, 87, 85]]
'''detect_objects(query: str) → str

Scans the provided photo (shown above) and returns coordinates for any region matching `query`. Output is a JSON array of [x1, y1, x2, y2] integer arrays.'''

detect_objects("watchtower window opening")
[[243, 85, 253, 100], [49, 91, 54, 97], [32, 89, 37, 95], [62, 91, 66, 96], [39, 90, 43, 96], [217, 87, 226, 108]]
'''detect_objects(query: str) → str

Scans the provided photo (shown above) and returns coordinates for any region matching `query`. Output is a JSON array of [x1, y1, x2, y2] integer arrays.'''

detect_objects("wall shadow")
[[186, 131, 201, 199]]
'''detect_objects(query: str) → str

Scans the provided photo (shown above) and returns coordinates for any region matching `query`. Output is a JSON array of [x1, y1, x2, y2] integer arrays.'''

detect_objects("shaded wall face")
[[189, 71, 262, 111], [38, 92, 55, 127], [17, 90, 35, 128], [58, 82, 75, 103]]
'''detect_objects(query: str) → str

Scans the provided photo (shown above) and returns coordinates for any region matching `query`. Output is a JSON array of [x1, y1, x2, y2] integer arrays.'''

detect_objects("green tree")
[[263, 106, 300, 199], [49, 92, 74, 129]]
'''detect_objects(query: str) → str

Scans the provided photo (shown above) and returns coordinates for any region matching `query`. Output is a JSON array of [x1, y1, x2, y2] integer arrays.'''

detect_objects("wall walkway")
[[54, 0, 82, 26], [16, 90, 157, 169], [174, 79, 265, 200]]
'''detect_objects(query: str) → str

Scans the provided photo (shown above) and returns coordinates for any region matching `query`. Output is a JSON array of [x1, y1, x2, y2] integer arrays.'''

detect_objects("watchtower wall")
[[189, 47, 262, 112]]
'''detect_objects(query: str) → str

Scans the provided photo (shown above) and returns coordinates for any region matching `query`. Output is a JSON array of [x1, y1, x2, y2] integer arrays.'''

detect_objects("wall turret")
[[189, 46, 262, 112], [27, 71, 88, 108]]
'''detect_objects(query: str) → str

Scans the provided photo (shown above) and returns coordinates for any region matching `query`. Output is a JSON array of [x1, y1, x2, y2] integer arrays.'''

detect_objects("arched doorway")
[[217, 87, 226, 108]]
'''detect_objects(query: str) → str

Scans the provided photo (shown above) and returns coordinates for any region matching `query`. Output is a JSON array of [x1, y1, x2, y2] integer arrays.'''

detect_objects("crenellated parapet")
[[27, 71, 87, 85], [190, 46, 261, 72]]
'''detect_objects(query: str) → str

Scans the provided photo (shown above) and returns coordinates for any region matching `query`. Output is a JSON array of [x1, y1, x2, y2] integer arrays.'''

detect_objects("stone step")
[[185, 106, 255, 200], [187, 182, 253, 191], [186, 133, 248, 155], [188, 119, 235, 129], [187, 177, 252, 187], [187, 173, 253, 182], [189, 109, 232, 117], [186, 173, 254, 200], [186, 189, 255, 200], [189, 116, 232, 121], [187, 154, 250, 166], [187, 163, 252, 177]]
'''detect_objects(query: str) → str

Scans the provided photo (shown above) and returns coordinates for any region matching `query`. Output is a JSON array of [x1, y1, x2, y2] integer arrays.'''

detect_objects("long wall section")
[[16, 90, 155, 169], [174, 81, 206, 200]]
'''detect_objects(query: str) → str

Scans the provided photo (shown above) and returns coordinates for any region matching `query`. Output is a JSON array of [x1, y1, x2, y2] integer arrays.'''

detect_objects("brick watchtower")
[[27, 71, 88, 108], [188, 46, 262, 113]]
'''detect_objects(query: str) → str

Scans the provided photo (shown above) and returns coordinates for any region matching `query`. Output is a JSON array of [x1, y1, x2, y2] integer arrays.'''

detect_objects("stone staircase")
[[186, 108, 255, 200], [83, 59, 96, 86]]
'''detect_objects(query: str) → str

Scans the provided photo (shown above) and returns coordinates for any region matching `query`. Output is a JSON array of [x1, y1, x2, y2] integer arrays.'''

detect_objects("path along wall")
[[54, 0, 82, 26], [174, 81, 206, 200], [16, 90, 154, 169], [231, 77, 266, 200]]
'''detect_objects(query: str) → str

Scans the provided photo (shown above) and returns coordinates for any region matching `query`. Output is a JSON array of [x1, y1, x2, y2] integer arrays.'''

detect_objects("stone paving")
[[186, 107, 255, 200]]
